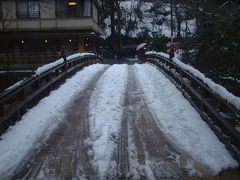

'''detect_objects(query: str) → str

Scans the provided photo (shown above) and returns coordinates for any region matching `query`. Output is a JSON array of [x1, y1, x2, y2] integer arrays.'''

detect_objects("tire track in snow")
[[10, 65, 109, 180], [125, 66, 189, 179], [88, 64, 128, 179], [133, 63, 237, 175], [116, 66, 131, 179]]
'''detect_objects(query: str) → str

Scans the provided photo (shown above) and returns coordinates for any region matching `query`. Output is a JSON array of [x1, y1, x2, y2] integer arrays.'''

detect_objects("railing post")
[[236, 112, 240, 125], [34, 80, 40, 90], [0, 101, 4, 116], [61, 45, 68, 79], [18, 89, 25, 101], [190, 78, 196, 88], [55, 69, 59, 76]]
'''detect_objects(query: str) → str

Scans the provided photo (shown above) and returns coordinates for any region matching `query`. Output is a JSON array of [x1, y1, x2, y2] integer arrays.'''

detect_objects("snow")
[[146, 51, 240, 111], [219, 76, 240, 84], [102, 1, 196, 39], [4, 78, 28, 92], [102, 1, 165, 38], [0, 62, 238, 178], [1, 53, 95, 93], [35, 52, 95, 75], [0, 64, 107, 179], [88, 64, 128, 178], [146, 50, 169, 59], [172, 59, 240, 110], [133, 64, 238, 174]]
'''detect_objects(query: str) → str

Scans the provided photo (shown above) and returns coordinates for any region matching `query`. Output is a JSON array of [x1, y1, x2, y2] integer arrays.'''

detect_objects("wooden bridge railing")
[[146, 53, 240, 163], [0, 51, 78, 66], [0, 54, 102, 135]]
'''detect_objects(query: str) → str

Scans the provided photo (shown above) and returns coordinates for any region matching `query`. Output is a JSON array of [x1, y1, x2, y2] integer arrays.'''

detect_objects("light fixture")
[[69, 39, 72, 42], [45, 39, 48, 43], [21, 40, 24, 44], [68, 1, 77, 6], [86, 43, 88, 47]]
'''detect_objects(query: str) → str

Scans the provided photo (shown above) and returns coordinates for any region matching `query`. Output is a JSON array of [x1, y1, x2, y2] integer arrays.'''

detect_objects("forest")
[[101, 0, 240, 96]]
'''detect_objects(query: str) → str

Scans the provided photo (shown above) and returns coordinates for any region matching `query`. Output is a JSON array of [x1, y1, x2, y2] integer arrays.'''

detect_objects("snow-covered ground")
[[88, 64, 128, 178], [0, 63, 238, 179], [134, 64, 238, 174], [0, 64, 107, 179]]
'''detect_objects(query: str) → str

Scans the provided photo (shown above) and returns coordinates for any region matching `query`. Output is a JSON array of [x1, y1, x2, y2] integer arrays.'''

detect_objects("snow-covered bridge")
[[0, 53, 239, 179]]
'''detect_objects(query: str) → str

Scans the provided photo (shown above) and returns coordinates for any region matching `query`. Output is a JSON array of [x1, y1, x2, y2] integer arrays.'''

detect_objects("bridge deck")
[[0, 60, 239, 179]]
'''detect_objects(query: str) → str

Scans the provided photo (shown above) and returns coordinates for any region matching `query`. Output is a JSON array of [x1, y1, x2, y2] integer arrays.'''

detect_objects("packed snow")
[[0, 63, 238, 179], [35, 52, 95, 75], [88, 64, 128, 178], [146, 51, 240, 111], [0, 64, 107, 179], [134, 64, 238, 174]]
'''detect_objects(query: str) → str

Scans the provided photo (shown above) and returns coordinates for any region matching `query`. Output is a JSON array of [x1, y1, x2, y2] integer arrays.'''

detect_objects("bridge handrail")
[[147, 52, 240, 112], [0, 54, 95, 99], [0, 54, 102, 135], [146, 53, 240, 163], [0, 51, 77, 65]]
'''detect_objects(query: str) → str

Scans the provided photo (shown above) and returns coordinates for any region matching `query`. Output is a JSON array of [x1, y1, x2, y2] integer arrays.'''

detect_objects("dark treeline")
[[101, 0, 240, 95], [172, 0, 240, 95]]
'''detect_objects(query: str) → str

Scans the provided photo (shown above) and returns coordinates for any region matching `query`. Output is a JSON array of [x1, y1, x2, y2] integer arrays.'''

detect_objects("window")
[[83, 0, 91, 16], [16, 1, 40, 19], [56, 0, 91, 18]]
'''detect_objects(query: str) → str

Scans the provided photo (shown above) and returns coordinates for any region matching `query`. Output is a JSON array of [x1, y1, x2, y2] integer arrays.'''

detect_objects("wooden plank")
[[146, 56, 240, 163], [0, 55, 102, 134]]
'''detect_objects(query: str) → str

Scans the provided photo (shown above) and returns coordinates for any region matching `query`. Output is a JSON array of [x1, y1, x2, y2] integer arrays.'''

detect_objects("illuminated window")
[[56, 0, 91, 18]]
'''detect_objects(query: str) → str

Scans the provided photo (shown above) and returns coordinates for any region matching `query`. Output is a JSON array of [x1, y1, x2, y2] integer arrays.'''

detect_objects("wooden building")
[[0, 0, 102, 65]]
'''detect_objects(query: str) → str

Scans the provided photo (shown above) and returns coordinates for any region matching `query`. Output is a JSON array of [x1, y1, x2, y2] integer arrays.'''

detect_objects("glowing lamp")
[[68, 1, 77, 6]]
